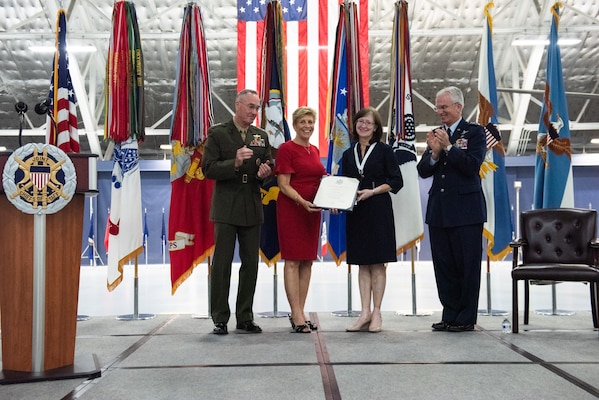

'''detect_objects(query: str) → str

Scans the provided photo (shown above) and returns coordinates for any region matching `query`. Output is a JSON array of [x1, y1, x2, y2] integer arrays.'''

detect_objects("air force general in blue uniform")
[[417, 86, 487, 332]]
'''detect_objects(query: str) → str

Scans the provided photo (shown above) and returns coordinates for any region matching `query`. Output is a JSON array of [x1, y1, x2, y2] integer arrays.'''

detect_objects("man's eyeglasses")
[[356, 119, 375, 126], [433, 103, 459, 112], [238, 102, 261, 112]]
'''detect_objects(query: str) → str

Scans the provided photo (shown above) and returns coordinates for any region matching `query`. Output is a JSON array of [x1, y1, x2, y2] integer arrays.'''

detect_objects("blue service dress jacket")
[[416, 118, 487, 228]]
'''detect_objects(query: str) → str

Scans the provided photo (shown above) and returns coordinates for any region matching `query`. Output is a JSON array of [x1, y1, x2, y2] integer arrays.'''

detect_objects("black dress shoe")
[[447, 323, 475, 332], [212, 322, 228, 335], [431, 321, 450, 331], [236, 320, 262, 333]]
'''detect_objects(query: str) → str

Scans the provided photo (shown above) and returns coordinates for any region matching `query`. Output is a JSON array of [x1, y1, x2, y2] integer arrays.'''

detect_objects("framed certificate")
[[312, 176, 360, 211]]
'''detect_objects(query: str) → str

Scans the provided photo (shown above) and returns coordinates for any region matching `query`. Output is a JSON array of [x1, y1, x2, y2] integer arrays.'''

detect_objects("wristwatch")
[[445, 144, 452, 153]]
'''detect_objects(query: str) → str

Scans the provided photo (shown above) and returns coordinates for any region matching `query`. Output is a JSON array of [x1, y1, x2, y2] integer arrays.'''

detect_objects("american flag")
[[237, 0, 369, 155], [46, 9, 80, 153]]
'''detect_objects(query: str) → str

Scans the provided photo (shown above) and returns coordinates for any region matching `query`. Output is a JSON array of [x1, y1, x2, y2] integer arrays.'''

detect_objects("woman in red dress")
[[275, 107, 326, 333]]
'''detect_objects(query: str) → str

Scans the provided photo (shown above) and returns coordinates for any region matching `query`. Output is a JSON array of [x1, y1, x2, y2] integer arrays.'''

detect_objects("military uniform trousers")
[[210, 222, 260, 324], [429, 223, 483, 325]]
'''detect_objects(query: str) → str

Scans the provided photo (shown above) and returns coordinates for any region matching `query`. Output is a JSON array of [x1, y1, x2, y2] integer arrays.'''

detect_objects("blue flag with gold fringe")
[[533, 2, 574, 209], [478, 2, 514, 260]]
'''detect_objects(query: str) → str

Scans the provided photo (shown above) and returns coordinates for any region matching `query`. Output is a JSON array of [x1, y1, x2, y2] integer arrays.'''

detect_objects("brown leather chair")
[[510, 208, 599, 333]]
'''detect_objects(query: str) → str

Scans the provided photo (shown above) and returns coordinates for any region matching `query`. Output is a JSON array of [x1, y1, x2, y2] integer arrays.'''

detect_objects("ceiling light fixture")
[[511, 38, 581, 47], [29, 45, 97, 53]]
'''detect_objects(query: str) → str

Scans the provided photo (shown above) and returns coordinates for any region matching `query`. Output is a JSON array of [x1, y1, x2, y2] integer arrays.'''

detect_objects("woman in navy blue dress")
[[341, 107, 403, 333]]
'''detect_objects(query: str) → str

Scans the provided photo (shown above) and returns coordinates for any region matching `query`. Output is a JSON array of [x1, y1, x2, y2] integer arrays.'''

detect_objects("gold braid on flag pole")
[[478, 2, 494, 127], [552, 2, 562, 27], [275, 1, 286, 108], [484, 2, 494, 32], [51, 9, 65, 145]]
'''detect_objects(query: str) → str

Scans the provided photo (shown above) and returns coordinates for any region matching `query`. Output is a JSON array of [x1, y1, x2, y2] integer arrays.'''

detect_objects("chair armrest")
[[510, 239, 527, 248]]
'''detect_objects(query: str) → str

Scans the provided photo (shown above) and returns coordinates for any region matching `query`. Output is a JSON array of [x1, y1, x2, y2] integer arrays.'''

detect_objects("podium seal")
[[2, 143, 77, 214]]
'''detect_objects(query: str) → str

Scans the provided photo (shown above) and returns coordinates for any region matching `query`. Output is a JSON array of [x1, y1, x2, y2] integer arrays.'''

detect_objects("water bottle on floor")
[[501, 318, 512, 333]]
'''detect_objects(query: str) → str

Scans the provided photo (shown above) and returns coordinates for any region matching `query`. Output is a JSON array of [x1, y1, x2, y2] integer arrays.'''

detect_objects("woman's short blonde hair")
[[292, 106, 317, 125]]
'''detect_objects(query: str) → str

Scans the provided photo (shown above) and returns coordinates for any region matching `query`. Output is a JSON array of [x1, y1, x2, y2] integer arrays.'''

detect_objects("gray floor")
[[1, 261, 599, 399]]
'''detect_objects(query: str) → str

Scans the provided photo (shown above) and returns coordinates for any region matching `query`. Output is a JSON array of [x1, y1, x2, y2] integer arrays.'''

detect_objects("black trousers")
[[429, 223, 483, 325]]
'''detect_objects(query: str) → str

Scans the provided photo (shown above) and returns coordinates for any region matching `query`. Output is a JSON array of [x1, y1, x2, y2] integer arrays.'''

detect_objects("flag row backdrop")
[[237, 0, 369, 158]]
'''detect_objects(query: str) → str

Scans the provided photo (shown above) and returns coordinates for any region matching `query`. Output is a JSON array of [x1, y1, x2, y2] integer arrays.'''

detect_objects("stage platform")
[[1, 261, 598, 399]]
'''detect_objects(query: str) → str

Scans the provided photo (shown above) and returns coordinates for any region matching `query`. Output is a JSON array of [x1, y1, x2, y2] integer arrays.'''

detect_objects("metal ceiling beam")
[[506, 44, 545, 155], [68, 55, 103, 158]]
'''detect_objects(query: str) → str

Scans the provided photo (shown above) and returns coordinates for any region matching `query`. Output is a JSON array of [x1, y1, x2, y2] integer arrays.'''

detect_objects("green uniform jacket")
[[201, 120, 273, 227]]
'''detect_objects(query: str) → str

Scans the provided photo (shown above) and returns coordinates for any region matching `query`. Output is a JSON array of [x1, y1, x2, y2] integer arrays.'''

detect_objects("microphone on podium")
[[34, 99, 51, 115], [15, 101, 28, 116]]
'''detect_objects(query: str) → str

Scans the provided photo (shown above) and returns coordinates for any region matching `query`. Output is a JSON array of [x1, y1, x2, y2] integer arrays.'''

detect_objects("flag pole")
[[162, 207, 166, 265], [477, 242, 508, 316], [117, 255, 156, 321], [397, 247, 432, 317], [331, 264, 360, 317], [258, 262, 289, 318], [81, 197, 94, 266], [144, 207, 148, 266], [191, 255, 211, 319], [77, 197, 95, 322]]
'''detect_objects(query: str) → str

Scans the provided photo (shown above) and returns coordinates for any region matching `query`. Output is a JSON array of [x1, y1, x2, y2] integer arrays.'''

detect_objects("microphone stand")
[[15, 101, 28, 147], [35, 100, 58, 137]]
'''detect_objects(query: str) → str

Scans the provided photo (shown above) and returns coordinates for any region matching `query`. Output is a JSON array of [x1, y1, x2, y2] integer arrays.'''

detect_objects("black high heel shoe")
[[288, 315, 310, 333], [305, 320, 317, 331]]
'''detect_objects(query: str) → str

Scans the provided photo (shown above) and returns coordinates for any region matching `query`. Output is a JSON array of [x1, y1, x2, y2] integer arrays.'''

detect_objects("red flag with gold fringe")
[[168, 3, 215, 294]]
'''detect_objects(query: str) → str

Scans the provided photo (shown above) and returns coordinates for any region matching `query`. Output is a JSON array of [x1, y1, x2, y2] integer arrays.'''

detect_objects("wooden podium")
[[0, 150, 101, 384]]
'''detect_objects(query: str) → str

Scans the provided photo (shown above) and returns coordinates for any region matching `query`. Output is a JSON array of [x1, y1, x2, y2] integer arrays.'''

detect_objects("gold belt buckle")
[[242, 174, 248, 183]]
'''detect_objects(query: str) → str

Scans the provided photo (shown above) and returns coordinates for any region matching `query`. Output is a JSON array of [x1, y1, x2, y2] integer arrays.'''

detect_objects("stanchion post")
[[332, 264, 360, 317], [259, 262, 290, 318], [116, 256, 156, 321], [397, 247, 433, 316], [477, 248, 508, 316], [192, 256, 211, 319], [534, 283, 575, 316]]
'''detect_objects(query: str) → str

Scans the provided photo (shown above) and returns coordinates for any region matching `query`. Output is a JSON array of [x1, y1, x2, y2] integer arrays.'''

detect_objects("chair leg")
[[512, 278, 519, 333], [590, 282, 599, 329], [524, 280, 530, 325]]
